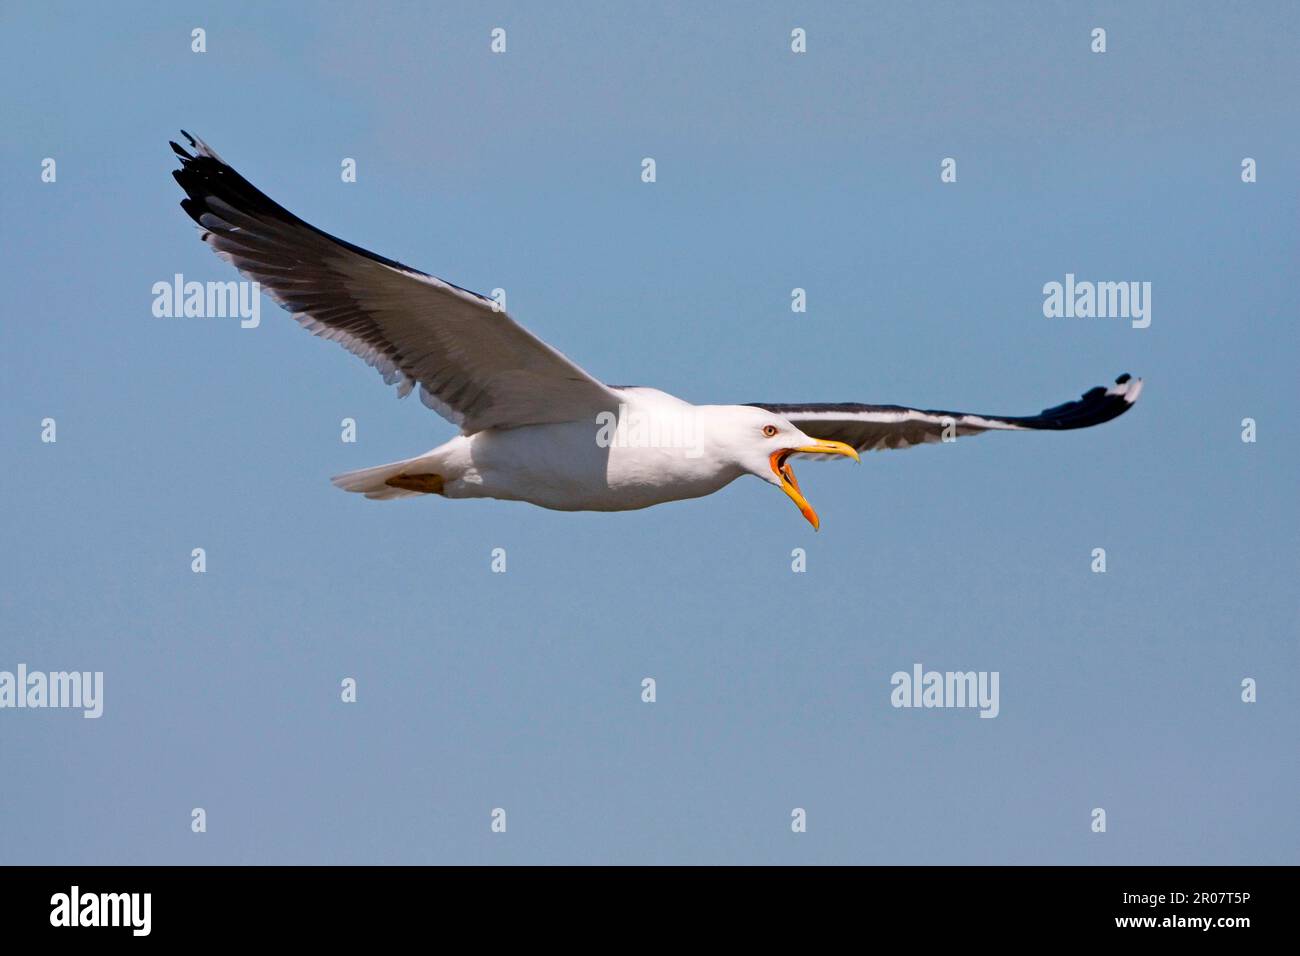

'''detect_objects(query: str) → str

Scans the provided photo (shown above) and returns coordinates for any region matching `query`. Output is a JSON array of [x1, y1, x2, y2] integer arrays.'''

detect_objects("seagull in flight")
[[170, 132, 1143, 530]]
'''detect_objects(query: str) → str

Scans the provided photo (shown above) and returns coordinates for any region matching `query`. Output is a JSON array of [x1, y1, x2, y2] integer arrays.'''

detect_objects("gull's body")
[[348, 389, 751, 512], [170, 133, 1143, 529]]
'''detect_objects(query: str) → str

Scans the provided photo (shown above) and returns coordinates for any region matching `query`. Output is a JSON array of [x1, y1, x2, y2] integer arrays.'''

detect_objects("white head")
[[701, 405, 859, 530]]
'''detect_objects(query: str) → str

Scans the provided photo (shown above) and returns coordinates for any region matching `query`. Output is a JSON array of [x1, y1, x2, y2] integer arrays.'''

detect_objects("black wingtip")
[[1016, 374, 1143, 430]]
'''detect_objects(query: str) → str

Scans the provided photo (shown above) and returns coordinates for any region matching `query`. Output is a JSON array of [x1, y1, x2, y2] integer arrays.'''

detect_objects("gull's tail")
[[331, 455, 442, 500]]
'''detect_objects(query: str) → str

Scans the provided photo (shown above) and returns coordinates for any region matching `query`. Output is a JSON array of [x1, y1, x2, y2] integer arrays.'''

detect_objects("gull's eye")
[[762, 424, 779, 438]]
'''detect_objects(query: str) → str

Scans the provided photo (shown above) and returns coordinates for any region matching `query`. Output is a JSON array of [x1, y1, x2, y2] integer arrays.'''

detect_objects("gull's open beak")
[[769, 440, 860, 530]]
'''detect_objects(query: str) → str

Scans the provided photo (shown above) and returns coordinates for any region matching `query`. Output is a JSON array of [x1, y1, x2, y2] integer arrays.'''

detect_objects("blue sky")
[[1, 1, 1296, 863]]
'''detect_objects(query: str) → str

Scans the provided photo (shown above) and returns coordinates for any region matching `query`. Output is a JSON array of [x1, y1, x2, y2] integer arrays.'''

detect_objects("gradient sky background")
[[2, 1, 1296, 864]]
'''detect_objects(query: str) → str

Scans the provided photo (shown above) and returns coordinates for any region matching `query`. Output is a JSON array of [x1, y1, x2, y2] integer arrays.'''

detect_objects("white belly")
[[439, 420, 742, 512]]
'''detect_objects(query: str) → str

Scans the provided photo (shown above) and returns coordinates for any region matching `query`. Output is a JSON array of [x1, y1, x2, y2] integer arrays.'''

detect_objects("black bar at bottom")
[[0, 865, 1278, 940]]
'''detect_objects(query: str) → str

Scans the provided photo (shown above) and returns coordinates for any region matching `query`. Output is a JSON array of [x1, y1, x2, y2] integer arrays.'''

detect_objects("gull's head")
[[710, 406, 859, 531]]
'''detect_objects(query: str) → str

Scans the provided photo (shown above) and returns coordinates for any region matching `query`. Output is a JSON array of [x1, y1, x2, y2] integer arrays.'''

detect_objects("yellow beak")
[[769, 440, 860, 530]]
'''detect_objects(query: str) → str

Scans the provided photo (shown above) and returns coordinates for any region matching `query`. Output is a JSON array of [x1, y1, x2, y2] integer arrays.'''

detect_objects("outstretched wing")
[[170, 131, 619, 433], [749, 374, 1143, 453]]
